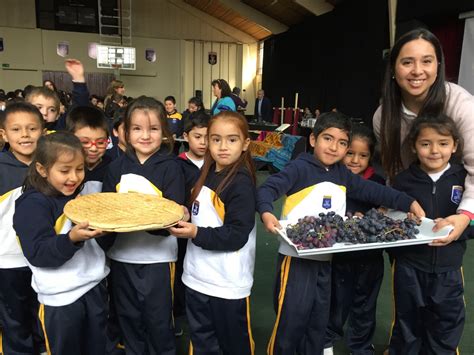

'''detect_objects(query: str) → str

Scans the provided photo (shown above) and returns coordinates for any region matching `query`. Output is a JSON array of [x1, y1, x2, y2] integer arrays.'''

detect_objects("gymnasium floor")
[[176, 170, 474, 354]]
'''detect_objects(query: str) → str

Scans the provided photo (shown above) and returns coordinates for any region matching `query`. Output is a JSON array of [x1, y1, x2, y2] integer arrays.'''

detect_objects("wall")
[[0, 0, 259, 113]]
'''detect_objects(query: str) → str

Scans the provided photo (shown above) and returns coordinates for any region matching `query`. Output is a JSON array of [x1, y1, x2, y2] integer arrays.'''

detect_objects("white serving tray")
[[277, 212, 453, 256]]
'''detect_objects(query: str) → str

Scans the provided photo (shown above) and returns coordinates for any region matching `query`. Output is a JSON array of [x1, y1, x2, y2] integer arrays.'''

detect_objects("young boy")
[[174, 111, 210, 322], [26, 59, 90, 132], [165, 96, 183, 155], [66, 105, 112, 195], [0, 102, 46, 354], [106, 112, 126, 160], [257, 111, 425, 355]]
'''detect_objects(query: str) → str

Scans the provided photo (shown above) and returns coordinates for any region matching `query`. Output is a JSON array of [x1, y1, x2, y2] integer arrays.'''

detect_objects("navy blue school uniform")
[[257, 153, 415, 355], [0, 152, 45, 354], [325, 167, 386, 354], [183, 166, 256, 355], [13, 189, 110, 355], [102, 148, 185, 355], [174, 152, 202, 318], [52, 82, 90, 131], [82, 154, 113, 195], [105, 143, 125, 161], [389, 162, 470, 355]]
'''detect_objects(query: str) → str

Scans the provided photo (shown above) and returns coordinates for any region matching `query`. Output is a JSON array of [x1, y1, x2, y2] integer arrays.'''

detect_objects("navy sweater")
[[392, 163, 470, 273]]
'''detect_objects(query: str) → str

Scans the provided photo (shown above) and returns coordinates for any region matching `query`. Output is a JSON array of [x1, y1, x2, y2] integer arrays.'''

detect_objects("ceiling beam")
[[295, 0, 334, 16], [219, 0, 288, 35], [169, 0, 257, 43]]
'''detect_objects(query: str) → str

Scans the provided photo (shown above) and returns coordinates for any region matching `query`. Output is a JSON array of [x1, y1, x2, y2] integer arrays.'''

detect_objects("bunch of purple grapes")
[[286, 211, 343, 250], [342, 208, 420, 243], [286, 209, 420, 250]]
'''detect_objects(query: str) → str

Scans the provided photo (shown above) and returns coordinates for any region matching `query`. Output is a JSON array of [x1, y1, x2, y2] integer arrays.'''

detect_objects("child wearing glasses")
[[66, 106, 112, 195]]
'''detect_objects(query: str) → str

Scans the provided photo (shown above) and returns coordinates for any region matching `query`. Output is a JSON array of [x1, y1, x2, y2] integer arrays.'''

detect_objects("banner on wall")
[[208, 52, 217, 65], [459, 17, 474, 95], [145, 48, 156, 62], [0, 38, 3, 52], [57, 41, 69, 57]]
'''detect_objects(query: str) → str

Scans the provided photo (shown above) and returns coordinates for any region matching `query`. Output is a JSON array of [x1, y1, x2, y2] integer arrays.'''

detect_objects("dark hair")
[[232, 87, 241, 95], [380, 28, 446, 180], [350, 124, 377, 157], [188, 96, 204, 111], [190, 111, 255, 204], [66, 106, 109, 134], [24, 132, 85, 196], [43, 79, 58, 92], [408, 113, 463, 159], [312, 111, 352, 142], [25, 87, 61, 112], [211, 79, 232, 98], [124, 96, 174, 154], [184, 111, 210, 134], [164, 96, 176, 105], [1, 102, 44, 129]]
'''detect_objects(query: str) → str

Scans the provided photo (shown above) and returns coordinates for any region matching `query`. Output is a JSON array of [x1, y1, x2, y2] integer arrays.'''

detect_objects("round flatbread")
[[64, 192, 184, 232]]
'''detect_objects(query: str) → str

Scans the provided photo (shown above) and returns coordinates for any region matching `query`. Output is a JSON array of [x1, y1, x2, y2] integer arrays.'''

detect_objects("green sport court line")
[[176, 170, 474, 354]]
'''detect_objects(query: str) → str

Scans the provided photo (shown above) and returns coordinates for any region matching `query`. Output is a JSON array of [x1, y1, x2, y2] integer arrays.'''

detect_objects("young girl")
[[102, 96, 185, 354], [170, 111, 256, 355], [390, 114, 470, 354], [13, 132, 109, 355], [324, 125, 386, 355]]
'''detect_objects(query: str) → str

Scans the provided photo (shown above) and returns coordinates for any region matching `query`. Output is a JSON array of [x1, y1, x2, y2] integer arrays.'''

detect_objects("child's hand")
[[409, 200, 425, 219], [262, 212, 281, 234], [429, 214, 470, 247], [65, 59, 85, 83], [182, 206, 191, 222], [169, 221, 197, 239], [69, 221, 103, 243]]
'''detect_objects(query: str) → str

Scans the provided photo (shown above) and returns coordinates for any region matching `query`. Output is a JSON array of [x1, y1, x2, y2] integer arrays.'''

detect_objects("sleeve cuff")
[[458, 210, 474, 221], [57, 233, 83, 258]]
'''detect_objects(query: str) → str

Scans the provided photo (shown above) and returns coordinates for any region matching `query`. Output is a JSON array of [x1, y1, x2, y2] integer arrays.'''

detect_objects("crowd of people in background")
[[0, 27, 473, 355]]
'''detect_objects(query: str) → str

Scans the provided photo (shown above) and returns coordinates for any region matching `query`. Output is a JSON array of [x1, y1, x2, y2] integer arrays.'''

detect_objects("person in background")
[[104, 80, 125, 108], [254, 89, 272, 123], [210, 79, 236, 116], [231, 87, 248, 112], [373, 28, 474, 242], [43, 80, 58, 93]]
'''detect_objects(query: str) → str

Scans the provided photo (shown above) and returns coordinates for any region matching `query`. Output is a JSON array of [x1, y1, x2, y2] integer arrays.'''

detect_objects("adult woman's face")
[[212, 84, 221, 98], [115, 86, 125, 95], [44, 81, 54, 91], [394, 38, 438, 103]]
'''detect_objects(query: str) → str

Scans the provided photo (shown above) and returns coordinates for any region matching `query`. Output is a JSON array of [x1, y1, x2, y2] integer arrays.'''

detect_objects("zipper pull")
[[432, 183, 436, 194]]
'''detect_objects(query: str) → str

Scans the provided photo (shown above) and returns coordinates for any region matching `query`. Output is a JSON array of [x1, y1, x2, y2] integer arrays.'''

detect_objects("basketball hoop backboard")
[[97, 45, 136, 70]]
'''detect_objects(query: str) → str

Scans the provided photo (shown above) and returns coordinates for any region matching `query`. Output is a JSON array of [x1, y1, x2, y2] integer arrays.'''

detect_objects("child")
[[324, 125, 386, 355], [13, 132, 110, 355], [26, 59, 90, 132], [66, 105, 112, 195], [102, 96, 185, 354], [0, 102, 45, 354], [174, 110, 210, 319], [389, 114, 471, 354], [170, 111, 256, 355], [106, 112, 127, 160], [257, 111, 424, 355], [165, 95, 183, 138]]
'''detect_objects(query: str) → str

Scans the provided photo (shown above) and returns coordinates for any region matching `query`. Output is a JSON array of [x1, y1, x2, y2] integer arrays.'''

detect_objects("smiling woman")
[[372, 27, 474, 241]]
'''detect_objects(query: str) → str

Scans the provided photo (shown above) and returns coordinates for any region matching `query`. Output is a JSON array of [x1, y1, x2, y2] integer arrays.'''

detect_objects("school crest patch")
[[322, 195, 332, 209], [192, 200, 200, 215], [451, 186, 463, 205]]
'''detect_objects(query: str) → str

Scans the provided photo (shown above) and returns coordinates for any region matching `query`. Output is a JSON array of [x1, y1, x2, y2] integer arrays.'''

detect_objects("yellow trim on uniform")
[[169, 262, 176, 326], [389, 259, 396, 341], [0, 189, 14, 204], [38, 304, 51, 355], [189, 341, 193, 355], [282, 186, 315, 219], [210, 191, 225, 222], [0, 328, 3, 355], [54, 214, 68, 234], [461, 266, 466, 307], [246, 297, 255, 355], [115, 183, 120, 192], [267, 256, 291, 355]]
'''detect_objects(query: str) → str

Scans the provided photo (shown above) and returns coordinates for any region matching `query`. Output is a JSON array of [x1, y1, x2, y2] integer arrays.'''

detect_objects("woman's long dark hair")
[[190, 111, 255, 204], [211, 79, 232, 98], [380, 28, 446, 180], [24, 132, 85, 196]]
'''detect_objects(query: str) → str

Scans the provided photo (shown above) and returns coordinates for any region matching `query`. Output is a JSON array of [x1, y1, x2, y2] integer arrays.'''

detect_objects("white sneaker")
[[323, 346, 334, 355]]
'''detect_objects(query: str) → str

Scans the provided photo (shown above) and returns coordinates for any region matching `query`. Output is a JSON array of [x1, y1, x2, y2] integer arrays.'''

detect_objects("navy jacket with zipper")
[[392, 162, 470, 273]]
